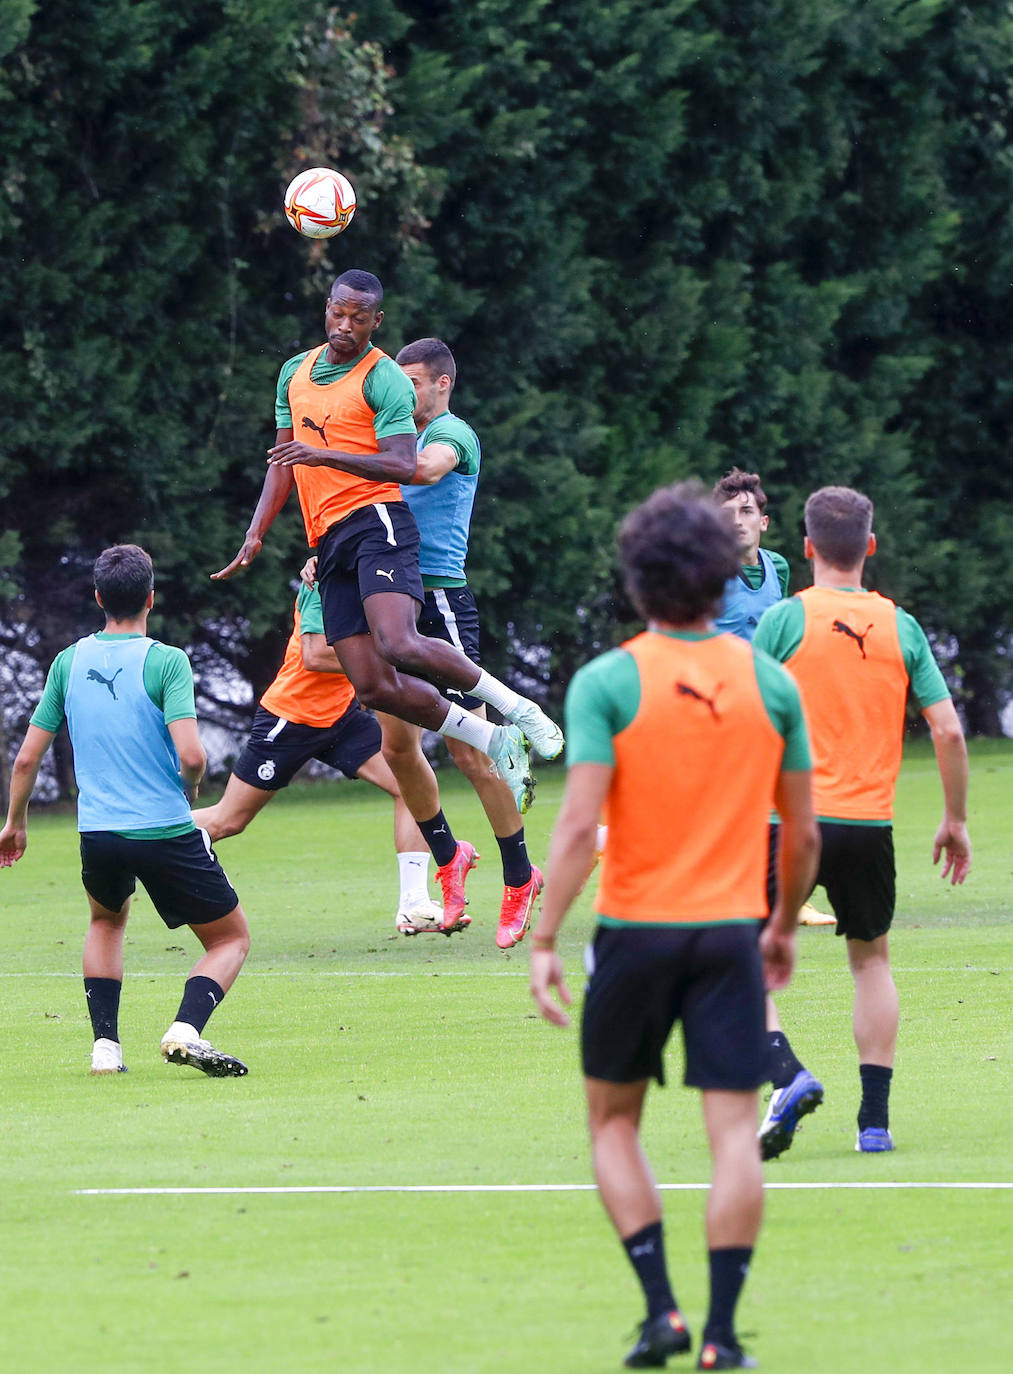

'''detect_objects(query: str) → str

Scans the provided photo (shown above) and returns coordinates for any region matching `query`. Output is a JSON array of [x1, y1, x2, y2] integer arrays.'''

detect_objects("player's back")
[[786, 586, 908, 820], [592, 630, 790, 925]]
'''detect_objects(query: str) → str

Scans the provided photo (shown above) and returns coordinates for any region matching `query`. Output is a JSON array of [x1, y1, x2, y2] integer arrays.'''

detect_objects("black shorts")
[[417, 586, 483, 710], [767, 821, 895, 941], [232, 702, 380, 790], [316, 502, 425, 642], [80, 829, 239, 929], [581, 923, 767, 1090]]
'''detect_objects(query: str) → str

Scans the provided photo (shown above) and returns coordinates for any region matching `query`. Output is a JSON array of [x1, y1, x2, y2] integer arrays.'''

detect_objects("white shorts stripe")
[[265, 716, 288, 743], [433, 588, 466, 652], [374, 503, 397, 547]]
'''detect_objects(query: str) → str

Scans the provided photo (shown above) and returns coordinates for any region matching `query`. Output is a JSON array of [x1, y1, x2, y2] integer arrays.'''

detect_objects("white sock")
[[398, 852, 431, 906], [437, 703, 497, 753], [470, 669, 521, 717]]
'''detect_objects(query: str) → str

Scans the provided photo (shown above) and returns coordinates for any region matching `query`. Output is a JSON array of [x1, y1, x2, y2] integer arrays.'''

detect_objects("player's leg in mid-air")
[[313, 509, 559, 804], [377, 710, 479, 935], [81, 830, 250, 1077]]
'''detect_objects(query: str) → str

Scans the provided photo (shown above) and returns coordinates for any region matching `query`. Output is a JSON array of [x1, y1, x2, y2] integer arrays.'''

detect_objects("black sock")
[[703, 1246, 752, 1346], [622, 1220, 678, 1320], [767, 1030, 806, 1089], [858, 1063, 893, 1131], [496, 827, 532, 887], [84, 977, 121, 1042], [418, 810, 458, 868], [174, 976, 225, 1035]]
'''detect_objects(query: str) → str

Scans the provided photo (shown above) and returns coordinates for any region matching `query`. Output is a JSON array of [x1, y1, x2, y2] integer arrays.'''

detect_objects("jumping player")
[[212, 270, 563, 815]]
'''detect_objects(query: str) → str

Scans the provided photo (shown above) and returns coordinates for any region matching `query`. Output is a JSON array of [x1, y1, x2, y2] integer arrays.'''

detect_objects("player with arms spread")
[[753, 486, 971, 1155], [529, 484, 819, 1370], [212, 271, 563, 816], [0, 545, 250, 1077]]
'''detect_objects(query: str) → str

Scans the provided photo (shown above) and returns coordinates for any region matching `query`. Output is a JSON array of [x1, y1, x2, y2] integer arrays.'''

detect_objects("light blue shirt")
[[715, 548, 783, 641], [64, 635, 194, 832]]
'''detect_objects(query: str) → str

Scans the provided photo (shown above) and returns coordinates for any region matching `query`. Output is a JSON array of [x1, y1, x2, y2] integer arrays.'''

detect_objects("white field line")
[[74, 1181, 1013, 1197], [3, 967, 1007, 980]]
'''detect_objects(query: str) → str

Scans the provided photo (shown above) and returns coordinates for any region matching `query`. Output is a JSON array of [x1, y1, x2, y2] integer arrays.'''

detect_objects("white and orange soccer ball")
[[283, 167, 357, 239]]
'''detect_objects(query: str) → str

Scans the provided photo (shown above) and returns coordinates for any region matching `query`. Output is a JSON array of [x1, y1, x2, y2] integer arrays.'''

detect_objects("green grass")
[[2, 743, 1011, 1372]]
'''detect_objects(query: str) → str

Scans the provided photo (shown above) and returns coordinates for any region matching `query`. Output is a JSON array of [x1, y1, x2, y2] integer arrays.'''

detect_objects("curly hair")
[[711, 467, 767, 512], [619, 482, 739, 624]]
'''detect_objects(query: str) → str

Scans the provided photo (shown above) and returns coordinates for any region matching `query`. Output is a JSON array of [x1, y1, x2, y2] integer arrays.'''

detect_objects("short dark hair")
[[712, 467, 767, 512], [619, 482, 739, 625], [331, 269, 383, 305], [804, 487, 874, 569], [395, 337, 457, 388], [93, 544, 154, 619]]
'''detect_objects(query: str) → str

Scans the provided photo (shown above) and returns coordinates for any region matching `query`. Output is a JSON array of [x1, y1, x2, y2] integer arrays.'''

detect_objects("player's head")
[[712, 468, 769, 560], [325, 270, 384, 361], [619, 482, 739, 626], [804, 486, 875, 569], [93, 544, 154, 620], [396, 338, 456, 426]]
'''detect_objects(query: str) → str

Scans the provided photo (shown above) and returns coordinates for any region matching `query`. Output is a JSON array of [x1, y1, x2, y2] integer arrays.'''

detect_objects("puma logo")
[[376, 568, 395, 582], [87, 668, 123, 700], [832, 620, 874, 659], [302, 415, 329, 440], [676, 681, 722, 720]]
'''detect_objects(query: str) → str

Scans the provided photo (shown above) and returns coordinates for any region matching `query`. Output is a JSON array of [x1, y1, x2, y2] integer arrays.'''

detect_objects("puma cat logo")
[[675, 681, 722, 720], [87, 668, 123, 700], [832, 620, 874, 659], [302, 415, 329, 440]]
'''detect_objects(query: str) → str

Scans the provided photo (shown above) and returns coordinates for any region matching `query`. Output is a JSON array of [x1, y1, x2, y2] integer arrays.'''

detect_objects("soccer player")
[[0, 545, 249, 1077], [529, 484, 819, 1371], [192, 578, 452, 935], [753, 486, 971, 1155], [211, 270, 563, 815], [712, 468, 790, 641], [376, 336, 544, 948]]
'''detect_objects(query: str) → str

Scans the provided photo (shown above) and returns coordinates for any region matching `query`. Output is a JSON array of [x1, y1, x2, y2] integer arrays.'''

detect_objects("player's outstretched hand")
[[0, 824, 27, 867], [530, 949, 571, 1028], [759, 920, 796, 993], [267, 440, 327, 468], [300, 556, 318, 588], [933, 818, 971, 885], [211, 535, 263, 581]]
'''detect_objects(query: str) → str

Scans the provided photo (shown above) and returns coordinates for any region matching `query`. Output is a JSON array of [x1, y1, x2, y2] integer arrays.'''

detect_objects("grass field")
[[2, 740, 1011, 1373]]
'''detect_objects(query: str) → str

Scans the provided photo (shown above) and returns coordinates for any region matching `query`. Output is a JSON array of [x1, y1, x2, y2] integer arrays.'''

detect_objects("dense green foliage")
[[4, 1, 1013, 795]]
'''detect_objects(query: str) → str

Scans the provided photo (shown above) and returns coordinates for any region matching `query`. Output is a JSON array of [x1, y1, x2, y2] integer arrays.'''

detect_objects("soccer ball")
[[283, 167, 357, 239]]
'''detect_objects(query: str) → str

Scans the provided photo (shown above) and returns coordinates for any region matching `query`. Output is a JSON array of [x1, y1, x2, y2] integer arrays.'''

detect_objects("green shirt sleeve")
[[752, 596, 805, 660], [420, 413, 481, 474], [362, 356, 418, 439], [564, 649, 641, 765], [296, 583, 325, 635], [275, 351, 311, 429], [143, 643, 197, 723], [896, 607, 950, 709], [769, 550, 790, 596], [30, 646, 76, 732], [753, 649, 811, 771]]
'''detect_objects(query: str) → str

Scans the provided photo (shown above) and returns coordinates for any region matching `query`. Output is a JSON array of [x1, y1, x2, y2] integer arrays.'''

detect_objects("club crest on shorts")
[[257, 760, 276, 782]]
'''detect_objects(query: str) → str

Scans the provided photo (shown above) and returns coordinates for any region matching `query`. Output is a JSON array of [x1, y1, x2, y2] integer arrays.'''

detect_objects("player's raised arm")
[[211, 433, 296, 580], [0, 725, 56, 866]]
